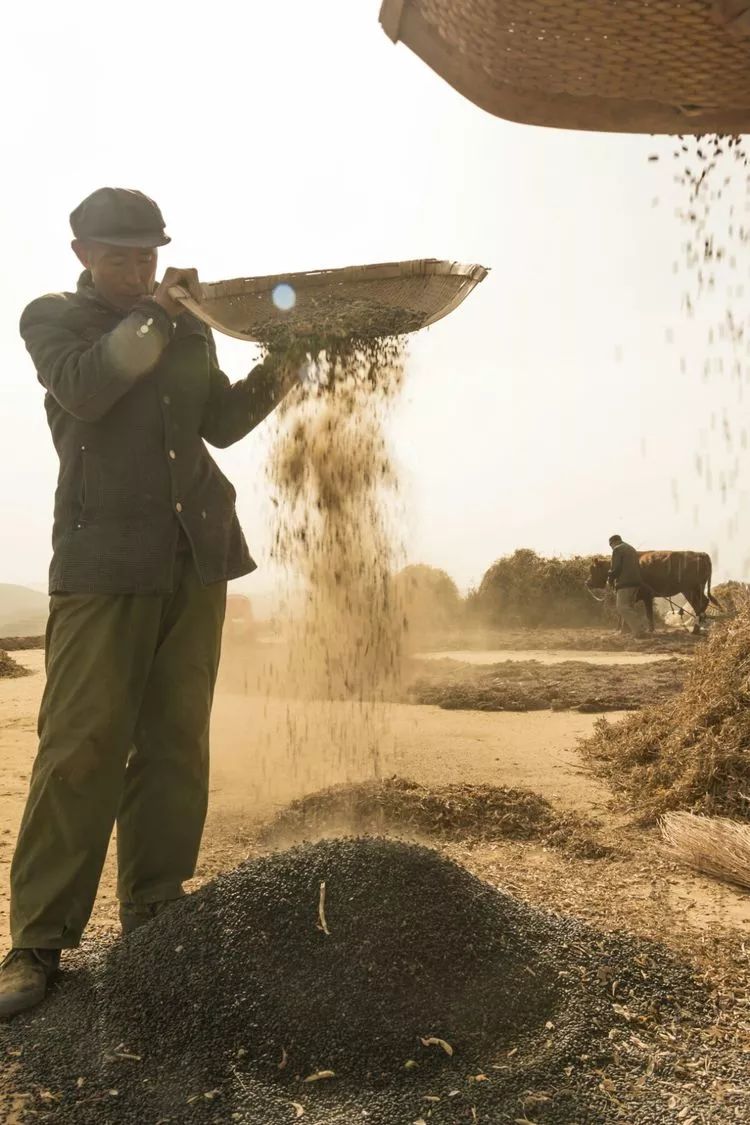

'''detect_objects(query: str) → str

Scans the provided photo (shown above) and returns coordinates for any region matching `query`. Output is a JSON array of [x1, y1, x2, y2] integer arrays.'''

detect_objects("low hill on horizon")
[[0, 583, 49, 636]]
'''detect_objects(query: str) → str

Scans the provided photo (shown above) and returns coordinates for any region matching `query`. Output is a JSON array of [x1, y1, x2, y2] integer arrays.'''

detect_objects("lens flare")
[[272, 283, 296, 311]]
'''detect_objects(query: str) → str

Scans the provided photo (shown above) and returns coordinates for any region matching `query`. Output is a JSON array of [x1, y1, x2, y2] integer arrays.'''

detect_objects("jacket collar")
[[75, 270, 128, 315]]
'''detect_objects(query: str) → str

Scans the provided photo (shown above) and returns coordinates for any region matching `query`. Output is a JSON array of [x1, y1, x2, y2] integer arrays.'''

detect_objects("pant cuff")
[[117, 882, 185, 906]]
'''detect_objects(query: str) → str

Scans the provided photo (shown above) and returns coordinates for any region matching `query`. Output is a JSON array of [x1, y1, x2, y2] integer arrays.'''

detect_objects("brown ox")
[[586, 551, 720, 634], [224, 594, 255, 643]]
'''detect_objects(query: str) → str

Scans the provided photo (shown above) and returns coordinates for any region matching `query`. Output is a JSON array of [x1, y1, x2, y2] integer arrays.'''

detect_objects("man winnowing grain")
[[0, 188, 307, 1017]]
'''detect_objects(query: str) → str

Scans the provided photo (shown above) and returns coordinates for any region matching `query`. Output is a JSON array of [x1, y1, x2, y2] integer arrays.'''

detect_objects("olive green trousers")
[[9, 556, 226, 949]]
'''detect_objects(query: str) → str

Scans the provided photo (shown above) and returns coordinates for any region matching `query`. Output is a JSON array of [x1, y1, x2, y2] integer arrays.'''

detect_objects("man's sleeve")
[[20, 295, 174, 423], [200, 330, 297, 449]]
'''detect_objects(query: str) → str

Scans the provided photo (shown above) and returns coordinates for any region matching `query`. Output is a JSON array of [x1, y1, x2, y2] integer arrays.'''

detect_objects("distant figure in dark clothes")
[[607, 535, 645, 637]]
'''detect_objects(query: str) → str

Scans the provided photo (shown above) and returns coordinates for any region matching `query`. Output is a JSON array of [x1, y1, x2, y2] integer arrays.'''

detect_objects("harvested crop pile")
[[0, 635, 44, 651], [712, 581, 750, 616], [6, 837, 742, 1124], [408, 657, 686, 713], [258, 776, 610, 858], [582, 608, 750, 822], [0, 650, 27, 678], [394, 563, 463, 640], [467, 549, 618, 629], [250, 302, 426, 344]]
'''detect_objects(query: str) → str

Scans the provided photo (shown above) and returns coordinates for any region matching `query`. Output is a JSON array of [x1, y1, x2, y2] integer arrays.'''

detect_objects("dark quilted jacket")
[[21, 272, 289, 595], [608, 542, 643, 590]]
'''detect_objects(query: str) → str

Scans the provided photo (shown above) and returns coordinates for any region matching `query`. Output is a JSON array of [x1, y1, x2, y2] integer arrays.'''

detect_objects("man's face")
[[72, 240, 158, 311]]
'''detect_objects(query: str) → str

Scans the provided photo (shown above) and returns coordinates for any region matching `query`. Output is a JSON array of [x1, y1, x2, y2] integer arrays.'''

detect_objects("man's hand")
[[153, 268, 202, 319]]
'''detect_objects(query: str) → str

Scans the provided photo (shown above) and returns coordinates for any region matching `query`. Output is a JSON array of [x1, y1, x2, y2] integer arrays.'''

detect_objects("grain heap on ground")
[[582, 605, 750, 822], [6, 837, 745, 1124]]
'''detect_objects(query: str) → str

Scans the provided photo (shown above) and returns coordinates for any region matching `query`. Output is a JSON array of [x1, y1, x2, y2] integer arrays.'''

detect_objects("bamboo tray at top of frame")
[[172, 259, 488, 344], [380, 0, 750, 134]]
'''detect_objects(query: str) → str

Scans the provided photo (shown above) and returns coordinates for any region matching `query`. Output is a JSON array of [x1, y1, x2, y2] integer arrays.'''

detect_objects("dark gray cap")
[[70, 187, 171, 247]]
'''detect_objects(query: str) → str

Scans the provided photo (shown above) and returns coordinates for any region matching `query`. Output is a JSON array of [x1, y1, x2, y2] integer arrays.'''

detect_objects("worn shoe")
[[119, 895, 183, 936], [0, 948, 60, 1018]]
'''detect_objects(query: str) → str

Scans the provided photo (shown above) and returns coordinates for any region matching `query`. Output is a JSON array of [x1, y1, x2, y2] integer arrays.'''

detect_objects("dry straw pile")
[[660, 810, 750, 889], [583, 605, 750, 822], [393, 563, 463, 639], [467, 548, 617, 629]]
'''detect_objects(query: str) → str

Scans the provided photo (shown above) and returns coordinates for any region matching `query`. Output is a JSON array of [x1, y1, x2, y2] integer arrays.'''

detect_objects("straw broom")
[[660, 811, 750, 890]]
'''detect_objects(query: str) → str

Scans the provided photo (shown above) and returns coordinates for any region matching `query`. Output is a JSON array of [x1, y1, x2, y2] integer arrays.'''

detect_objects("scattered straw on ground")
[[257, 777, 611, 858], [581, 608, 750, 822], [0, 651, 28, 678], [660, 811, 750, 890], [418, 626, 703, 656], [407, 657, 686, 713]]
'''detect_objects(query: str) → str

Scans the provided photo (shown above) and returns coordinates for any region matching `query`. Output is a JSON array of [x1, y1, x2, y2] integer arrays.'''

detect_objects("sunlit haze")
[[1, 0, 746, 594]]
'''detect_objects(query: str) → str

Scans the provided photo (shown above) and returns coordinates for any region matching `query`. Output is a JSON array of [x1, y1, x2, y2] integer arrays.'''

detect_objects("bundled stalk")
[[660, 810, 750, 889]]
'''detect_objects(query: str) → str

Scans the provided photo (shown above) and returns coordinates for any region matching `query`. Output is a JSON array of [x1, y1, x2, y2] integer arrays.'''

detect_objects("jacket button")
[[201, 510, 207, 519], [169, 449, 176, 460], [175, 502, 183, 513], [163, 395, 171, 405]]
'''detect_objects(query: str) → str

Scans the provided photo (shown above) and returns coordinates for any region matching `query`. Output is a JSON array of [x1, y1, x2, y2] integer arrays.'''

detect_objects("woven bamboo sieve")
[[380, 0, 750, 134], [171, 259, 488, 343]]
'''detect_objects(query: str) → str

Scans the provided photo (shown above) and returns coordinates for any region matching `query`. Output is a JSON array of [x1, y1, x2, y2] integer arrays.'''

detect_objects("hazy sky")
[[1, 0, 747, 593]]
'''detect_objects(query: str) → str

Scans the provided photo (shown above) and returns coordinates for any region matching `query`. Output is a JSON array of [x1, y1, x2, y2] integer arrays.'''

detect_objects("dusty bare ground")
[[1, 646, 749, 1118], [0, 649, 619, 942], [2, 648, 748, 938]]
